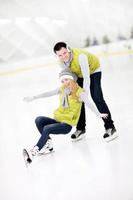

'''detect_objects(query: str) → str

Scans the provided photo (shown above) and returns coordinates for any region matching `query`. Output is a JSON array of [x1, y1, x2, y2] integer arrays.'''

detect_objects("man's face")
[[56, 47, 70, 62]]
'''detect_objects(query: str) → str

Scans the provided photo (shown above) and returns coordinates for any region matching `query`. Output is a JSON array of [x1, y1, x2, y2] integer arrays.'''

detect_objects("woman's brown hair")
[[68, 79, 79, 99]]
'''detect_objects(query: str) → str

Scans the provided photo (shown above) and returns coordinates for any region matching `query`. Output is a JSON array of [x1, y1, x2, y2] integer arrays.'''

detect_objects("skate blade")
[[23, 149, 32, 167], [104, 133, 118, 142], [71, 134, 85, 142]]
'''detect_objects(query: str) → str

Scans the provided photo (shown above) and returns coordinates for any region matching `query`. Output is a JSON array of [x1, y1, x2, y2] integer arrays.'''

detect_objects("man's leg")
[[71, 77, 86, 141], [90, 72, 117, 141]]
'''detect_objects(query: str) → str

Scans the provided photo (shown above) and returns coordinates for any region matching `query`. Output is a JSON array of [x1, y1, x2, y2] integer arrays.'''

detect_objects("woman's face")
[[61, 78, 71, 87], [61, 78, 78, 96]]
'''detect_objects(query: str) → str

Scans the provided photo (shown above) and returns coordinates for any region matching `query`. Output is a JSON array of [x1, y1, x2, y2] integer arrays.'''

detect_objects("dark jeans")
[[35, 116, 72, 150], [76, 72, 114, 130]]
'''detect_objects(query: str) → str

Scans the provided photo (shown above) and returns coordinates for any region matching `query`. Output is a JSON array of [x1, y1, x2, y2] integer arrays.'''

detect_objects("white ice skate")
[[38, 139, 54, 155], [23, 146, 39, 167]]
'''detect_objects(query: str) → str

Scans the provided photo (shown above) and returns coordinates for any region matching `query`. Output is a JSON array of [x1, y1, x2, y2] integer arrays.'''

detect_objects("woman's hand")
[[23, 96, 35, 102]]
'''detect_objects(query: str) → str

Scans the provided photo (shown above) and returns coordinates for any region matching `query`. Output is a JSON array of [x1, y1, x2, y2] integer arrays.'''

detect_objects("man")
[[53, 41, 117, 142]]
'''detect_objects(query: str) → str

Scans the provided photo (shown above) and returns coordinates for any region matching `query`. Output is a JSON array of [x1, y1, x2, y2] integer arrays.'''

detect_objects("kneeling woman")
[[23, 69, 108, 164]]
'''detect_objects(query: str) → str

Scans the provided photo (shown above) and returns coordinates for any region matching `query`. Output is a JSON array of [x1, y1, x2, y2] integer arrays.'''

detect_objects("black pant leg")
[[76, 77, 86, 131], [90, 72, 114, 129]]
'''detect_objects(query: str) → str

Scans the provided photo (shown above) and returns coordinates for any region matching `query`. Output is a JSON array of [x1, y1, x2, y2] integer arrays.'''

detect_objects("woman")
[[23, 69, 108, 165]]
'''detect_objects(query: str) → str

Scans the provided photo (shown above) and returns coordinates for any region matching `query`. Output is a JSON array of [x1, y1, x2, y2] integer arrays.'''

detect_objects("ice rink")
[[0, 45, 133, 200]]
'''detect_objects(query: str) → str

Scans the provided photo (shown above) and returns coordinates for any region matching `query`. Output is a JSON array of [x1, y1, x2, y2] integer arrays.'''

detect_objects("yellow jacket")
[[69, 48, 100, 77], [54, 86, 84, 126]]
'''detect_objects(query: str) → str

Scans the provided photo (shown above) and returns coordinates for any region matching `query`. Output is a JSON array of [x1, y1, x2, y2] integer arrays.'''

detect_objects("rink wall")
[[0, 39, 133, 76]]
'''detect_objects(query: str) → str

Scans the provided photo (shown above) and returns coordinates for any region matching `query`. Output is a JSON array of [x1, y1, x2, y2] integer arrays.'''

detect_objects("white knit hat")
[[59, 69, 77, 82]]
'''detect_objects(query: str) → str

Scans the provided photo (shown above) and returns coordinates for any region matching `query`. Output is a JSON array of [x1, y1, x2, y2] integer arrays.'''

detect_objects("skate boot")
[[71, 130, 86, 141], [38, 138, 54, 155], [23, 146, 39, 166], [103, 127, 118, 142]]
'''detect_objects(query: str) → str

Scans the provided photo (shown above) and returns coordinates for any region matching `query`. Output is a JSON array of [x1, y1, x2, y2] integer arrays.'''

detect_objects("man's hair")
[[53, 42, 67, 53]]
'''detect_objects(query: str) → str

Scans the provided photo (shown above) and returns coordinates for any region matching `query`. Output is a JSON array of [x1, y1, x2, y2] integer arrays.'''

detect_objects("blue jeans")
[[35, 116, 72, 150]]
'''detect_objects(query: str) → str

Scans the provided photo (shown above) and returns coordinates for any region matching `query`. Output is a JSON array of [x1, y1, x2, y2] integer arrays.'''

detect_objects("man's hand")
[[99, 113, 108, 119]]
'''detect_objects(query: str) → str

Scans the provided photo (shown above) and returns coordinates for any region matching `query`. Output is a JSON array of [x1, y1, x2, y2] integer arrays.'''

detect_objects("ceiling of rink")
[[0, 0, 133, 62]]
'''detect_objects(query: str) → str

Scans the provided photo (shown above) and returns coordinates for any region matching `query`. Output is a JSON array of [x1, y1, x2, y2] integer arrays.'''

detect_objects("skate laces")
[[106, 128, 112, 136], [74, 130, 82, 137], [44, 139, 52, 150], [30, 146, 39, 156], [38, 139, 53, 154]]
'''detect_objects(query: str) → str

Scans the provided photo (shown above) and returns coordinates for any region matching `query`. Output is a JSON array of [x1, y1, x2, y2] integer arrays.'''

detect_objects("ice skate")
[[71, 130, 86, 141], [38, 139, 54, 155], [23, 146, 39, 166], [103, 127, 118, 142]]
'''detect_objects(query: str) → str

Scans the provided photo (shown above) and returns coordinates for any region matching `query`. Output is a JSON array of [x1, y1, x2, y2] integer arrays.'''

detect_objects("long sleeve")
[[34, 87, 60, 99], [79, 92, 101, 118], [78, 53, 90, 94], [24, 87, 60, 102]]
